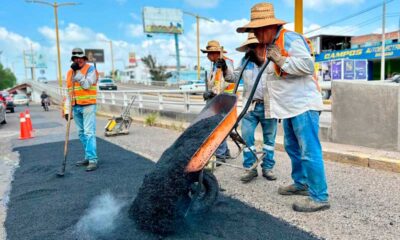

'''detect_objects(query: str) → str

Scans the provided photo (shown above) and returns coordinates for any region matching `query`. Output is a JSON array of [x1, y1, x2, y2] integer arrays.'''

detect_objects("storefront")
[[315, 43, 400, 80]]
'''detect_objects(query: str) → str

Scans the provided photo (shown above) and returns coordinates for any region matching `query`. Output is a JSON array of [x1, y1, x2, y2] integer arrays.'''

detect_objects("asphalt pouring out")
[[129, 114, 224, 235]]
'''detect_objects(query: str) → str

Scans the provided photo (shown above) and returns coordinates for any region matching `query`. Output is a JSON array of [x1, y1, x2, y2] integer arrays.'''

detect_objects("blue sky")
[[0, 0, 399, 81]]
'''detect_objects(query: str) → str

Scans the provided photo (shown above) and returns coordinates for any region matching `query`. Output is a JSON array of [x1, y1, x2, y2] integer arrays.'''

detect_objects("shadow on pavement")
[[6, 138, 318, 240]]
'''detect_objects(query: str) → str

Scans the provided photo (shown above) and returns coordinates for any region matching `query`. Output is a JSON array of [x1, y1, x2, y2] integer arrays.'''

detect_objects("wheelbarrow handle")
[[233, 58, 250, 94]]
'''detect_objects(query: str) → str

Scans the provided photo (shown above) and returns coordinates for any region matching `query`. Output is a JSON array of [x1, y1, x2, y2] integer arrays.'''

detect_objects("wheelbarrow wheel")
[[187, 170, 219, 214]]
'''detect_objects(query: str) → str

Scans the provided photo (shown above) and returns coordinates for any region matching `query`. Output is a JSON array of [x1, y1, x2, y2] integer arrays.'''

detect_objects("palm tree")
[[141, 55, 171, 83]]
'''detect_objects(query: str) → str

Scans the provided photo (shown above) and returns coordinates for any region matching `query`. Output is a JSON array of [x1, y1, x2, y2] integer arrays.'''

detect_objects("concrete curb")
[[96, 110, 400, 174]]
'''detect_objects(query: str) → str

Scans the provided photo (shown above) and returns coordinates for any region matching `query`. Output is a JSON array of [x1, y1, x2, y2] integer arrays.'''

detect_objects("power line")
[[305, 0, 395, 35]]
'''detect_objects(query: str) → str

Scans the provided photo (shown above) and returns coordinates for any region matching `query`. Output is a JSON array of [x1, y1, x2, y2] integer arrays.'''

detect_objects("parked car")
[[0, 99, 6, 124], [13, 94, 29, 106], [1, 91, 14, 113], [98, 78, 117, 90]]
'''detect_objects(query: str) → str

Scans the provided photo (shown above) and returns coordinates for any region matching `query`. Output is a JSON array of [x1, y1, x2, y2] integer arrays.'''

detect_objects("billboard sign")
[[315, 43, 400, 62], [143, 7, 183, 34], [84, 49, 105, 63]]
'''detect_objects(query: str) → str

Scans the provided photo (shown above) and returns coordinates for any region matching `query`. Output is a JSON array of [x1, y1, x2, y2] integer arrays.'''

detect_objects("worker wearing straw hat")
[[237, 2, 329, 212], [201, 40, 234, 163], [224, 33, 278, 183]]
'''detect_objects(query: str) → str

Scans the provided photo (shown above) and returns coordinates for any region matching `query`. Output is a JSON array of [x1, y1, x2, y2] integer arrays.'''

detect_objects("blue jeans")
[[215, 139, 229, 158], [283, 110, 329, 202], [73, 104, 98, 163], [241, 103, 277, 170]]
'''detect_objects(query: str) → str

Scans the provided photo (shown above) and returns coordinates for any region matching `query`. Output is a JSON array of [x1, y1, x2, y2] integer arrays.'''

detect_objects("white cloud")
[[126, 24, 143, 37], [184, 0, 219, 8], [115, 0, 127, 6]]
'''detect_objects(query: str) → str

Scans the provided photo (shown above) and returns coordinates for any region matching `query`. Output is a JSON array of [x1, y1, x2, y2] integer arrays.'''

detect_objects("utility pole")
[[101, 40, 115, 80], [30, 42, 36, 81], [294, 0, 303, 34], [183, 11, 213, 80], [26, 0, 79, 87], [23, 51, 28, 80], [381, 0, 386, 81]]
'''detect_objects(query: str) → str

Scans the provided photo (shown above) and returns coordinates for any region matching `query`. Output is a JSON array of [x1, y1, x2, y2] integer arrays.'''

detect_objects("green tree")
[[0, 64, 17, 90], [141, 55, 171, 83]]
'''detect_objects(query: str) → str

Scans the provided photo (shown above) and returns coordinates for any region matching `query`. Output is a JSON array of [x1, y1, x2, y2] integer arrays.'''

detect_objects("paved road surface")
[[1, 104, 397, 239]]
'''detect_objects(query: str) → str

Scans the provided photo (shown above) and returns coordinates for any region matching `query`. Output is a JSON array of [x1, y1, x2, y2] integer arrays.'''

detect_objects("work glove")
[[245, 50, 264, 66], [215, 58, 227, 71], [266, 44, 287, 67], [203, 91, 216, 101], [70, 62, 81, 71]]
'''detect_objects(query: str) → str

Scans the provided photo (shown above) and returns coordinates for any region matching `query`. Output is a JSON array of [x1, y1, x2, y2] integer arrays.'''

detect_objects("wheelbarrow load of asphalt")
[[130, 110, 225, 235]]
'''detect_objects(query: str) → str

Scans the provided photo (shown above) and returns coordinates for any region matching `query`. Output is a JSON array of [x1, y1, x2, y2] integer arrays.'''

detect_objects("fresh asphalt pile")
[[5, 138, 318, 239], [129, 114, 224, 234]]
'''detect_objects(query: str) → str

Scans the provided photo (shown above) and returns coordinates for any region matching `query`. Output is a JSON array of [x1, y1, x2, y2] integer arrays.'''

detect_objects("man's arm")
[[73, 65, 97, 89], [280, 33, 314, 76]]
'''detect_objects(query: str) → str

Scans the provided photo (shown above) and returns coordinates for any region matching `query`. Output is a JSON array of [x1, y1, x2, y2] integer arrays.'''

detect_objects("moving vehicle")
[[98, 78, 118, 90], [13, 94, 29, 106], [1, 91, 14, 113], [43, 97, 50, 111], [0, 98, 6, 124]]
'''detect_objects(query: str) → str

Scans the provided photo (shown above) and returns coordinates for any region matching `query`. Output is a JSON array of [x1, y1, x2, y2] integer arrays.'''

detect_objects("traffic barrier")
[[25, 109, 33, 133], [19, 112, 33, 140]]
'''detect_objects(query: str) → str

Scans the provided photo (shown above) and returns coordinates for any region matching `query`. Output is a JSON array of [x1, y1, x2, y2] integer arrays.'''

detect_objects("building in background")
[[310, 30, 400, 80]]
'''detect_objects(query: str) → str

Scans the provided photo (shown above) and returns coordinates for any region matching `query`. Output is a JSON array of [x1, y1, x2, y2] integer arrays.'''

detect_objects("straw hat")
[[236, 33, 259, 52], [237, 2, 286, 33], [201, 40, 227, 53]]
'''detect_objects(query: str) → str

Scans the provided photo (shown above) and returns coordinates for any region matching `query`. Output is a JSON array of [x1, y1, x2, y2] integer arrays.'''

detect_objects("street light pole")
[[380, 0, 386, 81], [183, 11, 213, 80], [101, 40, 115, 80], [26, 0, 79, 87], [294, 0, 303, 34]]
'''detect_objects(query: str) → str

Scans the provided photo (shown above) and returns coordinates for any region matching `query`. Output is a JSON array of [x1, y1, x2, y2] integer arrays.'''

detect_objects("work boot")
[[75, 160, 89, 166], [86, 162, 97, 172], [292, 198, 330, 212], [215, 156, 226, 167], [278, 184, 309, 196], [262, 169, 277, 181], [240, 169, 258, 183]]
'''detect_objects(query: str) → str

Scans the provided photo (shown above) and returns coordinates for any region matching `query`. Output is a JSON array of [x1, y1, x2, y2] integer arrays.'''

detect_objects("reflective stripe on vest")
[[66, 63, 97, 105], [274, 29, 321, 92]]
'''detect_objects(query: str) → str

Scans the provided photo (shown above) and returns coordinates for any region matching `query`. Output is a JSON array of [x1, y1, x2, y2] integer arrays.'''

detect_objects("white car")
[[13, 94, 29, 106], [179, 81, 206, 92]]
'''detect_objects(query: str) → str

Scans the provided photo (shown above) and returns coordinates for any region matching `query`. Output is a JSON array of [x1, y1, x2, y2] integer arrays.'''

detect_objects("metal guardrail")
[[27, 80, 245, 113]]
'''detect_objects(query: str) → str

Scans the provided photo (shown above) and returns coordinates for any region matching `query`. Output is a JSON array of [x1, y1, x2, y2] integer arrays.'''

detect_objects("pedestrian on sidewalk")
[[237, 2, 330, 212], [66, 47, 99, 172], [201, 40, 234, 164], [224, 33, 278, 183]]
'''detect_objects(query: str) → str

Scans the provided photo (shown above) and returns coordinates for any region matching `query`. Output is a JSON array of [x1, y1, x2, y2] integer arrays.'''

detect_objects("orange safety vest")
[[66, 63, 97, 105], [274, 29, 321, 92], [213, 56, 235, 94]]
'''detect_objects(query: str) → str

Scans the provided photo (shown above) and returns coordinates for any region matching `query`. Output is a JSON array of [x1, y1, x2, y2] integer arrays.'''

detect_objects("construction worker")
[[66, 47, 98, 172], [237, 2, 329, 212], [224, 33, 278, 183], [201, 40, 234, 163]]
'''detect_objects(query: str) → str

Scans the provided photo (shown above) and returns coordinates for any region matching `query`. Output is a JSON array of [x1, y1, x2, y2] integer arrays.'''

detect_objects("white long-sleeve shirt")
[[73, 65, 97, 90], [226, 29, 323, 119]]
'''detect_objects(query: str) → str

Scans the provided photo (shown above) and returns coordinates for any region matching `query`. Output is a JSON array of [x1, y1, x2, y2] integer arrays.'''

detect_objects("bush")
[[144, 113, 158, 126]]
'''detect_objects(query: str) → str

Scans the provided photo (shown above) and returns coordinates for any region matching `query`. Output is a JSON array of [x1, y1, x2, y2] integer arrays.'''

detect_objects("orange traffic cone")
[[19, 112, 33, 140], [25, 109, 33, 133]]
